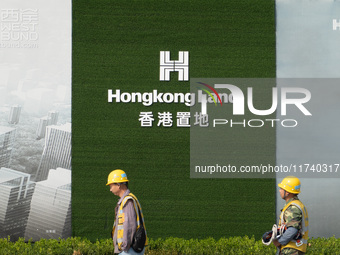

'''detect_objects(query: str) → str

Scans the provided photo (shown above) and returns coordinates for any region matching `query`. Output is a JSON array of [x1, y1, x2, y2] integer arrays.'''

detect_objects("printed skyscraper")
[[36, 111, 59, 140], [0, 168, 35, 241], [8, 105, 22, 125], [0, 126, 16, 168], [36, 116, 50, 140], [35, 123, 71, 181], [48, 111, 59, 126], [25, 168, 71, 241]]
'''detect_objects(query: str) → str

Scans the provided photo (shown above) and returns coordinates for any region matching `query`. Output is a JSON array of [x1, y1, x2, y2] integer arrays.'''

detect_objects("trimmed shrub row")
[[0, 236, 339, 255]]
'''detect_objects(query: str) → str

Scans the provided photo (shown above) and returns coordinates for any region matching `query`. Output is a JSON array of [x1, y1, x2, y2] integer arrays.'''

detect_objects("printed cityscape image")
[[0, 1, 71, 241], [0, 79, 71, 241]]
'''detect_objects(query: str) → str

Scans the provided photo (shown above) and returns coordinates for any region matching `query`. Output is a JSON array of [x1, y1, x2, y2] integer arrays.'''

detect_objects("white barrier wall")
[[276, 0, 340, 238]]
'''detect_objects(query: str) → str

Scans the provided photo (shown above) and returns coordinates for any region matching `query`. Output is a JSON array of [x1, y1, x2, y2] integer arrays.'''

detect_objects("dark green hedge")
[[1, 236, 339, 255]]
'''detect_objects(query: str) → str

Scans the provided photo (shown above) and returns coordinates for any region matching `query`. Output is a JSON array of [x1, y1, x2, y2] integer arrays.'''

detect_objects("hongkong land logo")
[[108, 51, 312, 128]]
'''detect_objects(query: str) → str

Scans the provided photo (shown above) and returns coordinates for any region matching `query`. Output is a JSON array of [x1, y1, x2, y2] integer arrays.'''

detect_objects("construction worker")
[[273, 176, 309, 255], [107, 169, 147, 255]]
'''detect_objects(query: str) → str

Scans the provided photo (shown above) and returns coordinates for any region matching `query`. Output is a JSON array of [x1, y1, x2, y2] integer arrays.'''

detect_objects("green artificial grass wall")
[[72, 0, 276, 241]]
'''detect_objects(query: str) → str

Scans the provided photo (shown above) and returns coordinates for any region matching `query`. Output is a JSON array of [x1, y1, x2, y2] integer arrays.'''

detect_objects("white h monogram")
[[159, 51, 189, 81]]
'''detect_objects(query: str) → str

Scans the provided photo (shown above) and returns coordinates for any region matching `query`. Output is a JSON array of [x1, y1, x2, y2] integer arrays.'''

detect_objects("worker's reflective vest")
[[279, 199, 309, 253], [112, 193, 148, 251]]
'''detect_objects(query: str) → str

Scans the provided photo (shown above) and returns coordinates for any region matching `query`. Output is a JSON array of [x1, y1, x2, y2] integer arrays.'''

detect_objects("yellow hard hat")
[[278, 176, 301, 194], [106, 169, 129, 185]]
